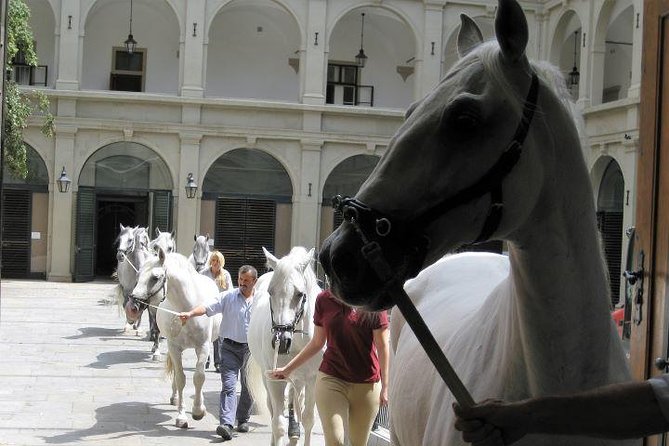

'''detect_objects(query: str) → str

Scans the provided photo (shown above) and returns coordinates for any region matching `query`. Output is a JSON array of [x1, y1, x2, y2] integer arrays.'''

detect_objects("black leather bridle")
[[334, 72, 540, 261], [270, 292, 307, 343]]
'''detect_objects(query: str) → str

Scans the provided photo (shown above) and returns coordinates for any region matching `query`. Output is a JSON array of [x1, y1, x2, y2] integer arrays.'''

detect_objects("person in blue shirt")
[[179, 265, 257, 441]]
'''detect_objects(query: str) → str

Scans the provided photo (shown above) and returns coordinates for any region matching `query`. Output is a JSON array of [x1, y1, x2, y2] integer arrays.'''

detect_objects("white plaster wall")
[[26, 0, 56, 86]]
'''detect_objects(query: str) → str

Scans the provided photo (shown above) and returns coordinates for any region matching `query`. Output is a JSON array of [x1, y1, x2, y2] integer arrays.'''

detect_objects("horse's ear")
[[457, 14, 483, 58], [495, 0, 529, 63], [170, 230, 175, 238], [120, 223, 125, 231], [194, 234, 197, 241], [206, 233, 210, 241], [155, 227, 161, 236], [263, 247, 278, 270]]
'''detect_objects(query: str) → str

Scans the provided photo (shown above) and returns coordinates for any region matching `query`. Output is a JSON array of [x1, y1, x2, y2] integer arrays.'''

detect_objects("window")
[[326, 63, 374, 106], [110, 48, 145, 92], [11, 43, 48, 87]]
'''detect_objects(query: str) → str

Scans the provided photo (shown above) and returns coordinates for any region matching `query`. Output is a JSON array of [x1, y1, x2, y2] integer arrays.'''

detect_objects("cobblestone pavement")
[[0, 279, 325, 446]]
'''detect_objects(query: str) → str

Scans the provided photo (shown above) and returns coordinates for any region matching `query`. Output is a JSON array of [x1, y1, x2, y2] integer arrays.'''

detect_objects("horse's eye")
[[456, 114, 479, 132]]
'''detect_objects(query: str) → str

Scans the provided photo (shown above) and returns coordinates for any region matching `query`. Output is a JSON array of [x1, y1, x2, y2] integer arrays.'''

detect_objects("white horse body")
[[131, 250, 221, 428], [247, 247, 322, 446], [318, 2, 634, 445]]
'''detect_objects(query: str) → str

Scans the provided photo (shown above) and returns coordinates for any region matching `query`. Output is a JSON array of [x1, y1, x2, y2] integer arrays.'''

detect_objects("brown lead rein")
[[360, 241, 475, 408]]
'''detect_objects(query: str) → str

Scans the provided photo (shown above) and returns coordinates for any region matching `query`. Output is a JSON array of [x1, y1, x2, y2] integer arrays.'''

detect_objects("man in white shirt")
[[179, 265, 257, 441]]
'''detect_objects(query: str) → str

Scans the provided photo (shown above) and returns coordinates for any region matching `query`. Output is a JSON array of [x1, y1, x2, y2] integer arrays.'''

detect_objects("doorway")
[[95, 195, 148, 277]]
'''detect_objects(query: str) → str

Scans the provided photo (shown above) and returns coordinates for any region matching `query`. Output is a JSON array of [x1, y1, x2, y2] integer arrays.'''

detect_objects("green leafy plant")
[[4, 0, 54, 179]]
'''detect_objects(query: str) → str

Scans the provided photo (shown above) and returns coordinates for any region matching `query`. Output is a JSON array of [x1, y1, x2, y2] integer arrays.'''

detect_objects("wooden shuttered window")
[[74, 187, 97, 282], [215, 197, 276, 275], [597, 211, 623, 306], [1, 189, 31, 277], [151, 191, 172, 234]]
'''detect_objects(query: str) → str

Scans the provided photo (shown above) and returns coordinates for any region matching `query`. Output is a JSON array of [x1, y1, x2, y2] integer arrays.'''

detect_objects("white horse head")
[[188, 234, 211, 272], [262, 246, 317, 355], [319, 1, 630, 445], [115, 224, 136, 263], [149, 228, 176, 255]]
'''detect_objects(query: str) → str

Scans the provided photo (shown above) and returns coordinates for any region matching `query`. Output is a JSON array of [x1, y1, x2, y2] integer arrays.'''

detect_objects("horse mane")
[[164, 252, 198, 274], [270, 247, 319, 294]]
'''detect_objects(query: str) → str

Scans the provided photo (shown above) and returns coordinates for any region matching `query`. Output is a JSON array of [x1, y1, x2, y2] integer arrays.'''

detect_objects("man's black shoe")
[[236, 421, 250, 433], [216, 424, 233, 440]]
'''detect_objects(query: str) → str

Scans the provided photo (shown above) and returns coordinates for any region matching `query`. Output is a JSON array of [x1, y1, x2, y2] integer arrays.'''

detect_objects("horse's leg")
[[300, 381, 316, 446], [191, 344, 208, 420], [268, 382, 288, 446], [168, 344, 188, 428], [149, 307, 161, 360]]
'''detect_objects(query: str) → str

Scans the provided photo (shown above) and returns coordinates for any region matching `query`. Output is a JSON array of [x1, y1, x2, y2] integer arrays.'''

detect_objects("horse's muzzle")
[[272, 332, 293, 355]]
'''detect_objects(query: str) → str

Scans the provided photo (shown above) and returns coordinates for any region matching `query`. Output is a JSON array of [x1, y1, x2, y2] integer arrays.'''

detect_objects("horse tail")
[[245, 355, 270, 420], [164, 353, 174, 381]]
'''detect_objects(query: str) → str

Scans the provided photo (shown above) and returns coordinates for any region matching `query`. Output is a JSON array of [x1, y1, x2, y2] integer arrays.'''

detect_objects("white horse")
[[130, 248, 221, 428], [247, 247, 322, 446], [149, 228, 176, 254], [115, 225, 152, 333], [188, 234, 212, 273], [318, 2, 632, 445]]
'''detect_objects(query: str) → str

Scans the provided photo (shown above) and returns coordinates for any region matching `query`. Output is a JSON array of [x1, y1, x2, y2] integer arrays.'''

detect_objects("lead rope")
[[270, 342, 303, 424], [120, 252, 139, 273], [358, 238, 475, 408]]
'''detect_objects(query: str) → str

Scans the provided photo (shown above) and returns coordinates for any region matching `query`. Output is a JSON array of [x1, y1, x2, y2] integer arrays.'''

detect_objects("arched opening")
[[321, 154, 380, 245], [1, 144, 49, 278], [202, 148, 293, 274], [205, 0, 300, 101], [328, 8, 414, 108], [74, 142, 173, 281], [551, 11, 582, 100], [596, 159, 625, 307]]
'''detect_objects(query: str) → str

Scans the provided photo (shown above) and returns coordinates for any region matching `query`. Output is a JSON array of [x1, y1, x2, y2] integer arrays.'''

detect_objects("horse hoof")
[[152, 353, 161, 361], [170, 396, 179, 406], [192, 409, 206, 421], [175, 419, 188, 429]]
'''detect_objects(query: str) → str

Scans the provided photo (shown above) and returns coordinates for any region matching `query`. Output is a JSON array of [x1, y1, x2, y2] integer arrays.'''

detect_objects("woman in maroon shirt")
[[271, 289, 390, 446]]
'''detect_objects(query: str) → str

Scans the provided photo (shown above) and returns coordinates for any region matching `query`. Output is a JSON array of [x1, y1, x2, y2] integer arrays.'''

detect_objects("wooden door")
[[630, 5, 669, 446]]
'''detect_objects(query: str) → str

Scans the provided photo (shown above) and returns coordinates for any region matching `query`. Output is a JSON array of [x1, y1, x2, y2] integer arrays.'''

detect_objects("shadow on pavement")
[[41, 401, 220, 444], [86, 349, 155, 369]]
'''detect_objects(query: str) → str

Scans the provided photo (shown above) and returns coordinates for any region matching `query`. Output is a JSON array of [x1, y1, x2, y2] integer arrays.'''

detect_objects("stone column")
[[291, 140, 323, 248], [416, 3, 445, 99], [175, 133, 202, 254], [56, 0, 81, 90], [301, 0, 327, 105], [181, 0, 205, 97], [48, 126, 77, 281]]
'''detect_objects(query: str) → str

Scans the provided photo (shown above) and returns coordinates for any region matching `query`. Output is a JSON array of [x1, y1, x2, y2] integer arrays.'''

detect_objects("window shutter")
[[1, 189, 31, 277], [215, 197, 275, 275], [597, 211, 623, 306], [74, 187, 96, 282], [151, 190, 172, 234]]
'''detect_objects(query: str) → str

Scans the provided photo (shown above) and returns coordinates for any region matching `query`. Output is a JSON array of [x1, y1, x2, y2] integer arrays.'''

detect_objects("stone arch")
[[81, 0, 180, 93], [594, 156, 625, 306], [327, 6, 416, 109], [319, 153, 380, 246], [205, 0, 302, 101], [549, 10, 583, 99]]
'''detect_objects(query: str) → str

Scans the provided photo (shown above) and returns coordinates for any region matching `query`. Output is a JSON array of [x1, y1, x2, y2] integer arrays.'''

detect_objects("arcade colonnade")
[[3, 0, 639, 293]]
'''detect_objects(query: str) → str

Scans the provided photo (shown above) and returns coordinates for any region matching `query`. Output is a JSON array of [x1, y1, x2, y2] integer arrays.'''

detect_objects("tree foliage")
[[4, 0, 54, 179]]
